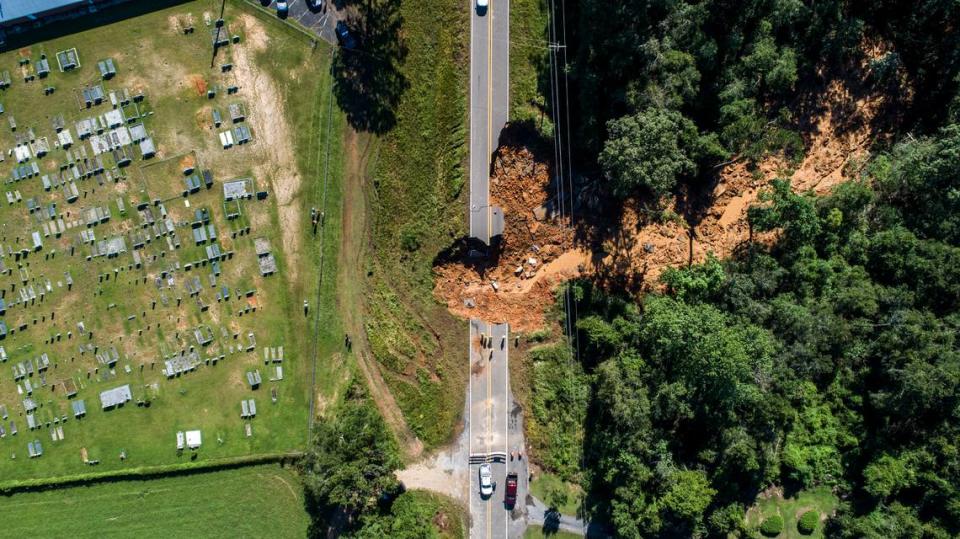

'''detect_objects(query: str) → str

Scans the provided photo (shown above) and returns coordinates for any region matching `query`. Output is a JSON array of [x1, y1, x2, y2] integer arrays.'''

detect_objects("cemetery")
[[0, 1, 340, 484]]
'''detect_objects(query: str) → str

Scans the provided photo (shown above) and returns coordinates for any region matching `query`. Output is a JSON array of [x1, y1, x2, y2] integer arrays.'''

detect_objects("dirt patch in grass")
[[190, 74, 208, 97], [232, 13, 303, 282], [179, 154, 196, 171], [242, 14, 270, 51]]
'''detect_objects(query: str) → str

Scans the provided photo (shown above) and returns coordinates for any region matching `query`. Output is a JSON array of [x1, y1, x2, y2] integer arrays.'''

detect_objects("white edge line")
[[504, 323, 509, 539], [468, 321, 473, 536], [468, 1, 476, 239]]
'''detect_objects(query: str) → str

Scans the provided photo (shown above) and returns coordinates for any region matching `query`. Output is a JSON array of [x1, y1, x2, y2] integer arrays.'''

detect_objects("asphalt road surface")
[[468, 320, 511, 539], [469, 0, 509, 245], [253, 0, 339, 44]]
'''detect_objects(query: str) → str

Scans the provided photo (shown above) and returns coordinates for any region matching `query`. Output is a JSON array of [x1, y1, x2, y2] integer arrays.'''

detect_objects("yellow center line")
[[486, 322, 493, 539]]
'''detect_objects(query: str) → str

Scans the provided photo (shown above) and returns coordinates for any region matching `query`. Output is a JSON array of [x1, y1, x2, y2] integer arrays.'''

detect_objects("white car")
[[479, 463, 494, 497]]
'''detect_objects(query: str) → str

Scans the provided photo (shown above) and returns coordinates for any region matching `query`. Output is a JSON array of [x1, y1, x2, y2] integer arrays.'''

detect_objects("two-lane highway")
[[469, 1, 515, 537], [468, 320, 510, 539], [470, 0, 509, 245]]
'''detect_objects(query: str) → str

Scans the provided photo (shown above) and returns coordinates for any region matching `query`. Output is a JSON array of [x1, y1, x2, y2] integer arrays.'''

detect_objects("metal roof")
[[0, 0, 85, 24]]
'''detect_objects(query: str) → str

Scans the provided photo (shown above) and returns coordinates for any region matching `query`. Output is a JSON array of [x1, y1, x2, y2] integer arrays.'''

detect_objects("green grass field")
[[524, 525, 581, 539], [0, 0, 348, 486], [530, 472, 583, 517], [360, 0, 469, 450], [0, 464, 309, 537], [745, 486, 838, 539]]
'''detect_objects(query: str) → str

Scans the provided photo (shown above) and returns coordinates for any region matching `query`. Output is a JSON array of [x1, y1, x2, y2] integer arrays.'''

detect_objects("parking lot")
[[250, 0, 340, 44]]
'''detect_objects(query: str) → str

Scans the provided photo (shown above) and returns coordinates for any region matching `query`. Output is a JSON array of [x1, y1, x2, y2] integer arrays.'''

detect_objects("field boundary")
[[0, 451, 303, 495]]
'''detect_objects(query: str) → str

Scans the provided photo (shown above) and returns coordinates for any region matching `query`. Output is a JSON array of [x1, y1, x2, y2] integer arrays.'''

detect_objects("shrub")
[[797, 510, 819, 535], [760, 514, 784, 536]]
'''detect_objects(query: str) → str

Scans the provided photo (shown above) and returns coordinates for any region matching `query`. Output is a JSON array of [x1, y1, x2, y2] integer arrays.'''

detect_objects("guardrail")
[[468, 451, 508, 464]]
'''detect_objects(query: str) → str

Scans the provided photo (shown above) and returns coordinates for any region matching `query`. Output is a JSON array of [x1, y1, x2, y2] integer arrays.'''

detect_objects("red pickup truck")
[[504, 472, 519, 507]]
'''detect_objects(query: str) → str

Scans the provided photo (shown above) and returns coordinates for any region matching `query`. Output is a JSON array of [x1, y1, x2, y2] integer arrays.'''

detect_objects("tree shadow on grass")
[[332, 0, 408, 134]]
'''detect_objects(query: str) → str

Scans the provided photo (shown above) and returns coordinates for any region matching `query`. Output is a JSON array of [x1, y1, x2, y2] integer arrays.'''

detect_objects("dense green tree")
[[863, 454, 916, 500], [599, 109, 703, 200], [872, 125, 960, 245], [354, 494, 442, 539], [303, 382, 403, 532], [781, 384, 855, 487]]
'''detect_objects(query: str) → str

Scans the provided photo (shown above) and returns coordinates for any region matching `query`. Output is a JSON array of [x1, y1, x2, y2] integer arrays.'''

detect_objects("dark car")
[[335, 21, 357, 50], [306, 0, 324, 11], [504, 472, 518, 508]]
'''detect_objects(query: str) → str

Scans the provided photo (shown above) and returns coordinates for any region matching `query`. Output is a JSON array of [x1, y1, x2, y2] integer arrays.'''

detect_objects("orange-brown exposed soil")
[[434, 49, 902, 330], [433, 143, 581, 331]]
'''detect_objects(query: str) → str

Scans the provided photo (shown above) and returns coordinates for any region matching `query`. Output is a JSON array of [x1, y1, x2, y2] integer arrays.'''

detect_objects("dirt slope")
[[434, 55, 896, 330]]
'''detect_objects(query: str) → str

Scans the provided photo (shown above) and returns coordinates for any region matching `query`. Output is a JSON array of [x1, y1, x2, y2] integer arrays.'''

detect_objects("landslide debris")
[[433, 137, 581, 332], [434, 47, 901, 330]]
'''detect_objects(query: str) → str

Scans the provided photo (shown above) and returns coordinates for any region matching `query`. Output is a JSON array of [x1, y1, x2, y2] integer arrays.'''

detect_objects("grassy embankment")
[[362, 0, 469, 450], [510, 0, 551, 132]]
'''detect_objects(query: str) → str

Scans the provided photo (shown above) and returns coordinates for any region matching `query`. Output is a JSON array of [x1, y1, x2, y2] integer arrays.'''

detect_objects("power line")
[[558, 0, 581, 363], [307, 50, 337, 442], [545, 0, 577, 355]]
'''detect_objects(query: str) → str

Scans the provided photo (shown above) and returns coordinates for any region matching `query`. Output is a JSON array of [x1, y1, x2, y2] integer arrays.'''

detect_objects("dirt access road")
[[338, 128, 424, 460]]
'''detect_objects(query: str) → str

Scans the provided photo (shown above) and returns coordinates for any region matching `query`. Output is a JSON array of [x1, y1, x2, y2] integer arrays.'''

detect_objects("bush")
[[797, 510, 819, 535], [760, 514, 784, 536]]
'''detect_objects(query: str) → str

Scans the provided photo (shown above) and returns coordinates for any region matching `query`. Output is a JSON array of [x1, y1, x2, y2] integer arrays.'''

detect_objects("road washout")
[[433, 139, 582, 332], [434, 53, 896, 331]]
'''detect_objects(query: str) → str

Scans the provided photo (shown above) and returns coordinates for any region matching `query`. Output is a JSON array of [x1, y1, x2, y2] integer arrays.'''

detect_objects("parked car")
[[276, 1, 289, 15], [335, 21, 357, 49], [479, 463, 494, 497], [504, 472, 518, 507], [306, 0, 324, 11]]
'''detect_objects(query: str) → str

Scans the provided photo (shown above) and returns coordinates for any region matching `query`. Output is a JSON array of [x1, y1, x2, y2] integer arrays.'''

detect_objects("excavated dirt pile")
[[433, 142, 582, 331]]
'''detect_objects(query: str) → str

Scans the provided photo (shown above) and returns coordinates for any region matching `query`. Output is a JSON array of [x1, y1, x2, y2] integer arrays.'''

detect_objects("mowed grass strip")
[[0, 464, 309, 538], [746, 486, 838, 539]]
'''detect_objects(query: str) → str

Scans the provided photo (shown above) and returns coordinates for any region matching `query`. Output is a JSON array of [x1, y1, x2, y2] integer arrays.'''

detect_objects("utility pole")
[[210, 0, 227, 68]]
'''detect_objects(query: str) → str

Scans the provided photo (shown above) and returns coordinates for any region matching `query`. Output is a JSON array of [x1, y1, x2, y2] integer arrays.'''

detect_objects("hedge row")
[[0, 451, 303, 495]]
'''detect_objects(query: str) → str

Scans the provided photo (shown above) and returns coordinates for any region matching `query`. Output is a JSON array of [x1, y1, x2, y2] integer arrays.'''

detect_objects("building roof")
[[0, 0, 84, 24], [71, 399, 86, 416], [99, 384, 131, 409], [185, 430, 201, 448]]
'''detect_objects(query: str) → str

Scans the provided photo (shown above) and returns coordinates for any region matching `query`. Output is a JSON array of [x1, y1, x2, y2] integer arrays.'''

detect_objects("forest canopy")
[[539, 127, 960, 537], [565, 0, 960, 203], [527, 1, 960, 537]]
